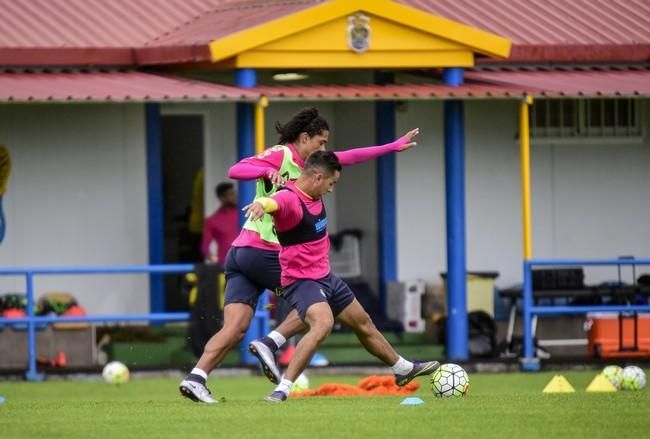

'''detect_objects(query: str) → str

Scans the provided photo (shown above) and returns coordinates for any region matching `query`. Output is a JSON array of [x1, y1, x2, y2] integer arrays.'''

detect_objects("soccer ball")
[[620, 365, 646, 391], [602, 365, 623, 390], [102, 361, 129, 385], [430, 363, 469, 398], [291, 373, 310, 392]]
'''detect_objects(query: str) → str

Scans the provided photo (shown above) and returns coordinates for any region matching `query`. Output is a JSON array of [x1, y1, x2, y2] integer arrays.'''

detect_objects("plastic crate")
[[386, 280, 425, 333]]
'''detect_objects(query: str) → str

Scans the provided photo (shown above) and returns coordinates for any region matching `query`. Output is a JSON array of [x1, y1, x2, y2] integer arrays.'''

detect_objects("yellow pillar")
[[519, 96, 533, 259], [254, 96, 269, 154]]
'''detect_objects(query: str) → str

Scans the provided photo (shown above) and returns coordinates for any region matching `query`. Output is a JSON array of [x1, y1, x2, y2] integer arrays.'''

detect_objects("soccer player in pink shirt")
[[180, 107, 420, 403], [245, 151, 440, 402]]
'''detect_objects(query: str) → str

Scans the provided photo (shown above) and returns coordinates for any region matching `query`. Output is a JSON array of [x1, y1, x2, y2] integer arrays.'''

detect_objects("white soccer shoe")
[[179, 379, 220, 404], [249, 339, 282, 384]]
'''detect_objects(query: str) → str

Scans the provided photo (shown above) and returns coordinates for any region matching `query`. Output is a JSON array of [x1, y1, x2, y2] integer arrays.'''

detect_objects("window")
[[531, 98, 642, 140]]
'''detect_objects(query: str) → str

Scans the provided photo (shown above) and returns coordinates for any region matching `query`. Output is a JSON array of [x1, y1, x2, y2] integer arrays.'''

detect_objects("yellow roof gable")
[[209, 0, 511, 69]]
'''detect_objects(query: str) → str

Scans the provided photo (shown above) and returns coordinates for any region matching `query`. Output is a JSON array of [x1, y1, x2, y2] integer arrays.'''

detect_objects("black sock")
[[185, 373, 206, 385], [260, 336, 279, 353]]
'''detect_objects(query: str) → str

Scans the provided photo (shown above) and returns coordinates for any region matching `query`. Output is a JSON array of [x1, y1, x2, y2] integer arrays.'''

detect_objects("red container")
[[586, 313, 650, 358]]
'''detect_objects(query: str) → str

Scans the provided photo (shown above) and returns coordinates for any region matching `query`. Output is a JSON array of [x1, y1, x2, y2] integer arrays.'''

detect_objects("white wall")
[[0, 104, 149, 314], [396, 101, 446, 284], [397, 99, 650, 288], [533, 127, 650, 283], [331, 101, 379, 292]]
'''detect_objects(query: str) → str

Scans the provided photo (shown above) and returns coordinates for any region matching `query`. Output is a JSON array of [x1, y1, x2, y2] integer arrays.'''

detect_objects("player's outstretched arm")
[[334, 128, 419, 166], [243, 197, 279, 221], [228, 146, 287, 187]]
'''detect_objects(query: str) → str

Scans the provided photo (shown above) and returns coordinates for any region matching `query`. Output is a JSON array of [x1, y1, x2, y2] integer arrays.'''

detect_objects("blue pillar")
[[235, 69, 267, 364], [443, 68, 468, 360], [520, 261, 540, 370], [236, 69, 257, 227], [374, 71, 397, 314], [146, 103, 164, 313], [25, 272, 44, 381]]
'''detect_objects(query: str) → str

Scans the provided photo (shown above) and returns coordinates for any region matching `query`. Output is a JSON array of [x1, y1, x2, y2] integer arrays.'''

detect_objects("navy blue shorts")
[[282, 272, 355, 321], [223, 246, 282, 309]]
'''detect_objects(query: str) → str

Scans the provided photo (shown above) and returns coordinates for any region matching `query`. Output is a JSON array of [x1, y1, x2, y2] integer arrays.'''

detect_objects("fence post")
[[520, 261, 540, 371], [25, 272, 44, 381]]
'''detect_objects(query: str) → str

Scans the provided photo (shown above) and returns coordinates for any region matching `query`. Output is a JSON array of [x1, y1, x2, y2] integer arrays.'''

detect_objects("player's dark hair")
[[275, 107, 329, 144], [215, 182, 234, 199], [303, 150, 341, 177]]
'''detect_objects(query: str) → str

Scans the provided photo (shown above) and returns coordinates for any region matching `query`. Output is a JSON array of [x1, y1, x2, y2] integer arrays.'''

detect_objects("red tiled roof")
[[402, 0, 650, 45], [0, 0, 234, 65], [0, 0, 229, 47], [1, 0, 648, 66], [0, 70, 256, 102], [467, 68, 650, 97], [254, 82, 534, 100], [138, 1, 315, 65], [137, 0, 650, 64], [254, 68, 650, 100], [1, 68, 648, 103], [400, 0, 650, 62]]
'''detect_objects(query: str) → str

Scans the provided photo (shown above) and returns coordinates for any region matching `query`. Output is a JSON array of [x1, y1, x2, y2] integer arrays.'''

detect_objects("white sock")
[[191, 368, 208, 380], [268, 331, 287, 349], [275, 377, 293, 395], [391, 356, 414, 375]]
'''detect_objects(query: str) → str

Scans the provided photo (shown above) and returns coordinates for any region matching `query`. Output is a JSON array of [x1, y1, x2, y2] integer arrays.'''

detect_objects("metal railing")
[[0, 264, 193, 380], [521, 258, 650, 371]]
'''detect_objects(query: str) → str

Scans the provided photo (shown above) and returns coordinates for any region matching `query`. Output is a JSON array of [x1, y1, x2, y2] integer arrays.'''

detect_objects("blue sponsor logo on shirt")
[[314, 217, 327, 233]]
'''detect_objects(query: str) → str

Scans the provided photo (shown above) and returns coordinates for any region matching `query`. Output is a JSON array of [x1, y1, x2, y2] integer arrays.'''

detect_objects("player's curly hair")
[[275, 107, 329, 144]]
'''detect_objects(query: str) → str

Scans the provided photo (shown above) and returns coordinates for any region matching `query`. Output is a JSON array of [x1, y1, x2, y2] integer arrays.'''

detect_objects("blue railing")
[[0, 264, 194, 381], [521, 258, 650, 371]]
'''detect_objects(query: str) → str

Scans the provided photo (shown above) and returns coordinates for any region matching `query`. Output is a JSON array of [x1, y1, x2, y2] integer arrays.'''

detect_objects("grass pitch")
[[1, 370, 647, 439]]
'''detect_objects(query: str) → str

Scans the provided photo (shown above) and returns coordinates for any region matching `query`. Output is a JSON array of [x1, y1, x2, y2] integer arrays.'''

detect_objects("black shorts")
[[223, 246, 282, 309], [281, 272, 355, 321]]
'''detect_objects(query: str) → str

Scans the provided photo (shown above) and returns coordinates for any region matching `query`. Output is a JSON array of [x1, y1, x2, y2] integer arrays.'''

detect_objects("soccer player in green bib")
[[180, 107, 419, 403]]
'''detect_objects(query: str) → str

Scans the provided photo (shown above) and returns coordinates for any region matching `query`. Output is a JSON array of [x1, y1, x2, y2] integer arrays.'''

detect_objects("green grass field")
[[1, 370, 648, 439]]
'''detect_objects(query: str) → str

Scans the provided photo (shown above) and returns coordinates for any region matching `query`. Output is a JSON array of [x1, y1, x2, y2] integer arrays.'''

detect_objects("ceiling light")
[[272, 72, 309, 81]]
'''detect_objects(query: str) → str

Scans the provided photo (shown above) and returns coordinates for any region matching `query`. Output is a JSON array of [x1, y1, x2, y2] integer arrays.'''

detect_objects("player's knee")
[[310, 318, 334, 342], [232, 323, 249, 343], [220, 321, 248, 346]]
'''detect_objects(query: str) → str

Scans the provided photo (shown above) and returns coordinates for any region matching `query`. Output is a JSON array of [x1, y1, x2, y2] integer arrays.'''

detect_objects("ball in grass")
[[102, 361, 130, 385], [621, 365, 646, 391], [602, 365, 623, 390], [291, 373, 310, 392], [430, 363, 469, 398]]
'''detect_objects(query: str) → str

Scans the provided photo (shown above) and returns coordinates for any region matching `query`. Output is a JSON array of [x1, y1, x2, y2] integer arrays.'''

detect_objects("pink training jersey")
[[200, 206, 239, 264], [229, 136, 411, 251], [269, 181, 330, 286]]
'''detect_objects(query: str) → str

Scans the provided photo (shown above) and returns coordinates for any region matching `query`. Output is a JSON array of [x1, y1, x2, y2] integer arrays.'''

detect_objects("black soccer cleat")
[[395, 361, 441, 387]]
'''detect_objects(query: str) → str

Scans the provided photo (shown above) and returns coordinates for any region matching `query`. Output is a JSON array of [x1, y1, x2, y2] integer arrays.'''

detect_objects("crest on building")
[[347, 12, 371, 53]]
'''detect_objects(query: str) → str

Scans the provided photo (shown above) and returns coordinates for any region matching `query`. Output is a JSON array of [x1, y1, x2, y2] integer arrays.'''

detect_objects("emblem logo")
[[347, 12, 370, 53]]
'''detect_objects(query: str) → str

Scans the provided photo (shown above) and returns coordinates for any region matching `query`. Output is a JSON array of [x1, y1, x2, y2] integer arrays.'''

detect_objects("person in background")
[[200, 182, 239, 265]]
